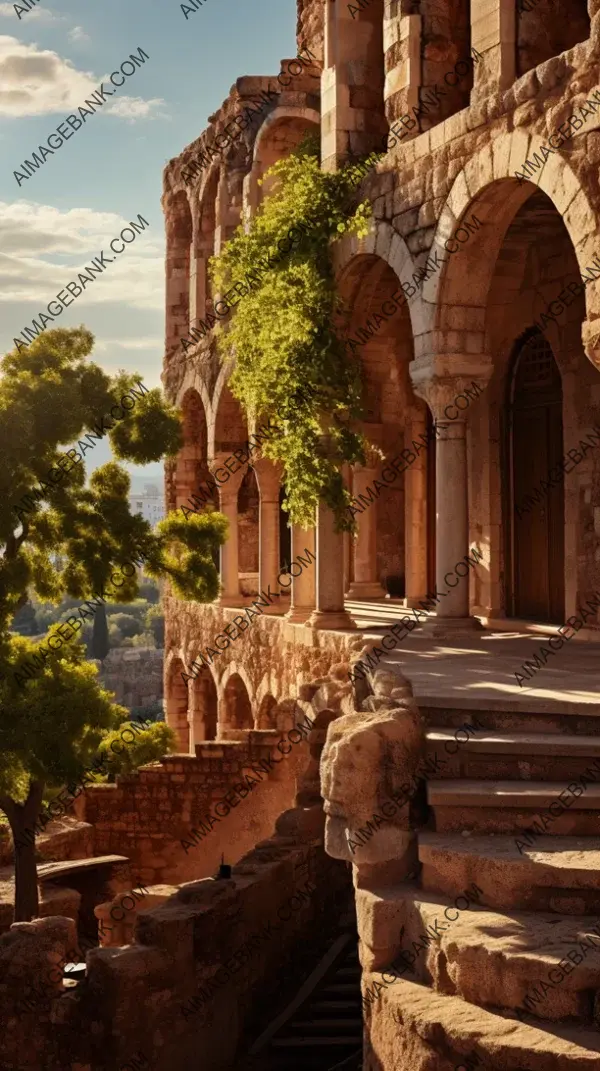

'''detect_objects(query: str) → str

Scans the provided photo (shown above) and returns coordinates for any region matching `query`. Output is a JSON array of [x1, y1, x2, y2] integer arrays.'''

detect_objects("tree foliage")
[[0, 327, 227, 919], [96, 721, 175, 781], [211, 141, 375, 530]]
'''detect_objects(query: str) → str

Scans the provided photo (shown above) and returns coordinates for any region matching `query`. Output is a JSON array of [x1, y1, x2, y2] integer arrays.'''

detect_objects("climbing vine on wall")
[[210, 139, 378, 532]]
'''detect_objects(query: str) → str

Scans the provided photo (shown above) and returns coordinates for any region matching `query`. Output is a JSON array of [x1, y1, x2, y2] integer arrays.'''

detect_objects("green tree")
[[97, 721, 174, 780], [0, 326, 228, 920], [145, 604, 164, 646], [92, 603, 110, 661], [109, 612, 142, 639]]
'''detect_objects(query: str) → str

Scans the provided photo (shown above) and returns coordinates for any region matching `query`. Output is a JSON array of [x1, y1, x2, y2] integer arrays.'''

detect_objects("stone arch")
[[256, 693, 277, 729], [212, 379, 248, 456], [221, 669, 254, 732], [250, 107, 321, 204], [333, 222, 426, 599], [189, 664, 218, 750], [173, 388, 213, 512], [165, 654, 189, 753], [165, 189, 193, 357], [238, 466, 259, 594], [422, 135, 595, 621], [194, 166, 220, 324]]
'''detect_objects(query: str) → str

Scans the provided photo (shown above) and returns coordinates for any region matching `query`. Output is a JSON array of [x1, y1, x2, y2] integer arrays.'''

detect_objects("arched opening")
[[254, 115, 321, 206], [336, 251, 419, 597], [165, 191, 192, 357], [214, 383, 248, 456], [195, 169, 219, 326], [190, 666, 218, 749], [238, 467, 260, 596], [517, 0, 589, 78], [174, 389, 212, 511], [222, 673, 254, 732], [257, 693, 277, 730], [507, 330, 564, 622], [166, 658, 189, 753], [431, 172, 591, 623]]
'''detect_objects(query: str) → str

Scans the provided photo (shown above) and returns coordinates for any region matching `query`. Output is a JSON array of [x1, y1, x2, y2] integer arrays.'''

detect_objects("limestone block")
[[321, 670, 425, 865]]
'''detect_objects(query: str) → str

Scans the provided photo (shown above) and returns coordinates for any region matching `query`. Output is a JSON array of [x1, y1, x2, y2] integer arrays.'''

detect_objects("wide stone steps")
[[360, 881, 600, 1023], [420, 700, 600, 737], [363, 974, 600, 1069], [425, 727, 600, 781], [426, 779, 600, 835], [419, 833, 600, 914]]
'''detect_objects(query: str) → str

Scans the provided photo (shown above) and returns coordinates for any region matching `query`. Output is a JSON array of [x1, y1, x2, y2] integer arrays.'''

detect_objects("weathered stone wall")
[[99, 647, 163, 710], [82, 734, 305, 886]]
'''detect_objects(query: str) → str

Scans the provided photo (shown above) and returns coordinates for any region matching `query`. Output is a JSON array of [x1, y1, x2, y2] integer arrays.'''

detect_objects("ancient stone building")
[[159, 0, 600, 1066], [4, 1, 600, 1069]]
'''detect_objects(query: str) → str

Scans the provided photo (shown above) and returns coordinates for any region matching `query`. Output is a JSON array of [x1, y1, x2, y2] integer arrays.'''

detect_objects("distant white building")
[[129, 483, 165, 528]]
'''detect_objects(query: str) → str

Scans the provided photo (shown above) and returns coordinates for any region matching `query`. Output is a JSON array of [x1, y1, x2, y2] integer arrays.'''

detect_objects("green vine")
[[211, 139, 377, 532]]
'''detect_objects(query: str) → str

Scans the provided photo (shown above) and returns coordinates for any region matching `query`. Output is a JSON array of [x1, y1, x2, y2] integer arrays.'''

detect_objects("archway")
[[174, 388, 212, 511], [507, 330, 564, 622], [257, 693, 277, 730], [238, 467, 259, 596], [190, 666, 218, 749], [222, 672, 254, 732], [166, 658, 189, 753]]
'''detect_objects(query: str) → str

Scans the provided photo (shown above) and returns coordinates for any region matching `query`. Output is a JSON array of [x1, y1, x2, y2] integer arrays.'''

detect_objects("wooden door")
[[509, 331, 564, 622]]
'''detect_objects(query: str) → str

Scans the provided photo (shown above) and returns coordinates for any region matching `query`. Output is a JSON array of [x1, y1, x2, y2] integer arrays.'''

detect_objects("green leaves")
[[211, 143, 374, 531]]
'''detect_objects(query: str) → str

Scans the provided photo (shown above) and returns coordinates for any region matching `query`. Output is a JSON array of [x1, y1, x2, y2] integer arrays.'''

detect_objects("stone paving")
[[345, 599, 600, 711]]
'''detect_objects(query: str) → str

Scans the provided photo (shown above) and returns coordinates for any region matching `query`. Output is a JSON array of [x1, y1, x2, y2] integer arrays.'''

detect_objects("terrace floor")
[[345, 598, 600, 713]]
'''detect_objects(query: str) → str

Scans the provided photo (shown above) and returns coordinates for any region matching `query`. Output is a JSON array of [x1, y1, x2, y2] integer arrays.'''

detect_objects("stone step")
[[418, 833, 600, 914], [357, 882, 600, 1022], [420, 700, 600, 737], [364, 975, 600, 1069], [427, 780, 600, 834], [426, 728, 600, 782]]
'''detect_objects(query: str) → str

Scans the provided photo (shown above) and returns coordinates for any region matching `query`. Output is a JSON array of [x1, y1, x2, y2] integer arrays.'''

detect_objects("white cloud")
[[0, 200, 164, 315], [0, 3, 64, 21], [67, 25, 90, 44], [0, 35, 166, 119]]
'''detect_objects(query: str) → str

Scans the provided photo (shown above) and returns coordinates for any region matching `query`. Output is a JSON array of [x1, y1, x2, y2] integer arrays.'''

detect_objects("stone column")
[[211, 454, 247, 608], [404, 410, 428, 607], [347, 457, 386, 598], [410, 357, 492, 633], [286, 525, 316, 623], [307, 500, 355, 630], [253, 457, 285, 612]]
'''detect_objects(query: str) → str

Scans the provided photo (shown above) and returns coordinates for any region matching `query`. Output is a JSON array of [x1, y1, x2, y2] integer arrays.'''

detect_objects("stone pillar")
[[242, 163, 261, 229], [347, 458, 386, 598], [404, 410, 428, 607], [307, 500, 355, 630], [410, 358, 492, 633], [211, 454, 247, 608], [286, 525, 316, 623], [471, 0, 515, 98], [253, 457, 285, 612]]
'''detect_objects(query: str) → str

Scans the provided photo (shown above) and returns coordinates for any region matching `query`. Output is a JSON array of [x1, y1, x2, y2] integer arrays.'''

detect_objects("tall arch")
[[173, 388, 212, 512], [517, 0, 589, 78], [506, 329, 564, 622], [222, 672, 254, 732], [165, 657, 189, 753], [165, 190, 193, 357], [190, 666, 218, 749], [238, 467, 260, 595]]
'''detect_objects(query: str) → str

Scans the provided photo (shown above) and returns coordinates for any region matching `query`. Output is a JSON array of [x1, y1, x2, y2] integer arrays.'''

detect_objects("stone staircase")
[[362, 700, 600, 1069]]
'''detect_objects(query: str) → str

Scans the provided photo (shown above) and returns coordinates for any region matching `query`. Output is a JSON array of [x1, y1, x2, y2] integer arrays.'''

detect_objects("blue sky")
[[0, 0, 296, 486]]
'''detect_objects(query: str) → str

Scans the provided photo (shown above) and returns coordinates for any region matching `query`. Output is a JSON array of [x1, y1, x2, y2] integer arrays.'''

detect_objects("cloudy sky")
[[0, 0, 295, 484]]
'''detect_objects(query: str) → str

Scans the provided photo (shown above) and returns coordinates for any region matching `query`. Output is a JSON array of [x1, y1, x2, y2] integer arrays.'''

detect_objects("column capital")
[[252, 456, 283, 501], [409, 354, 492, 422], [209, 453, 248, 497]]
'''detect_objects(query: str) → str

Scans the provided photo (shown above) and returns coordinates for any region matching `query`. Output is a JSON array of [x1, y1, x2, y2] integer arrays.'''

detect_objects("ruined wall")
[[82, 734, 305, 886], [99, 647, 163, 710]]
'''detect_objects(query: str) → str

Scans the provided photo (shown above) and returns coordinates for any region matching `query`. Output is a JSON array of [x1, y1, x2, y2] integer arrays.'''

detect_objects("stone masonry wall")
[[99, 647, 163, 710], [82, 734, 305, 886]]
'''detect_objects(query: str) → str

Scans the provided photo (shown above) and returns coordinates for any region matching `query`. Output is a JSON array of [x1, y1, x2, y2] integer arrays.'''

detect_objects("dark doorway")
[[508, 330, 564, 622], [279, 487, 292, 573]]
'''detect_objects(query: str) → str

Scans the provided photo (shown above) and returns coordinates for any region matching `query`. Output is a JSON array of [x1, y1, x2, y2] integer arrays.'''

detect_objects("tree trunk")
[[0, 781, 44, 922]]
